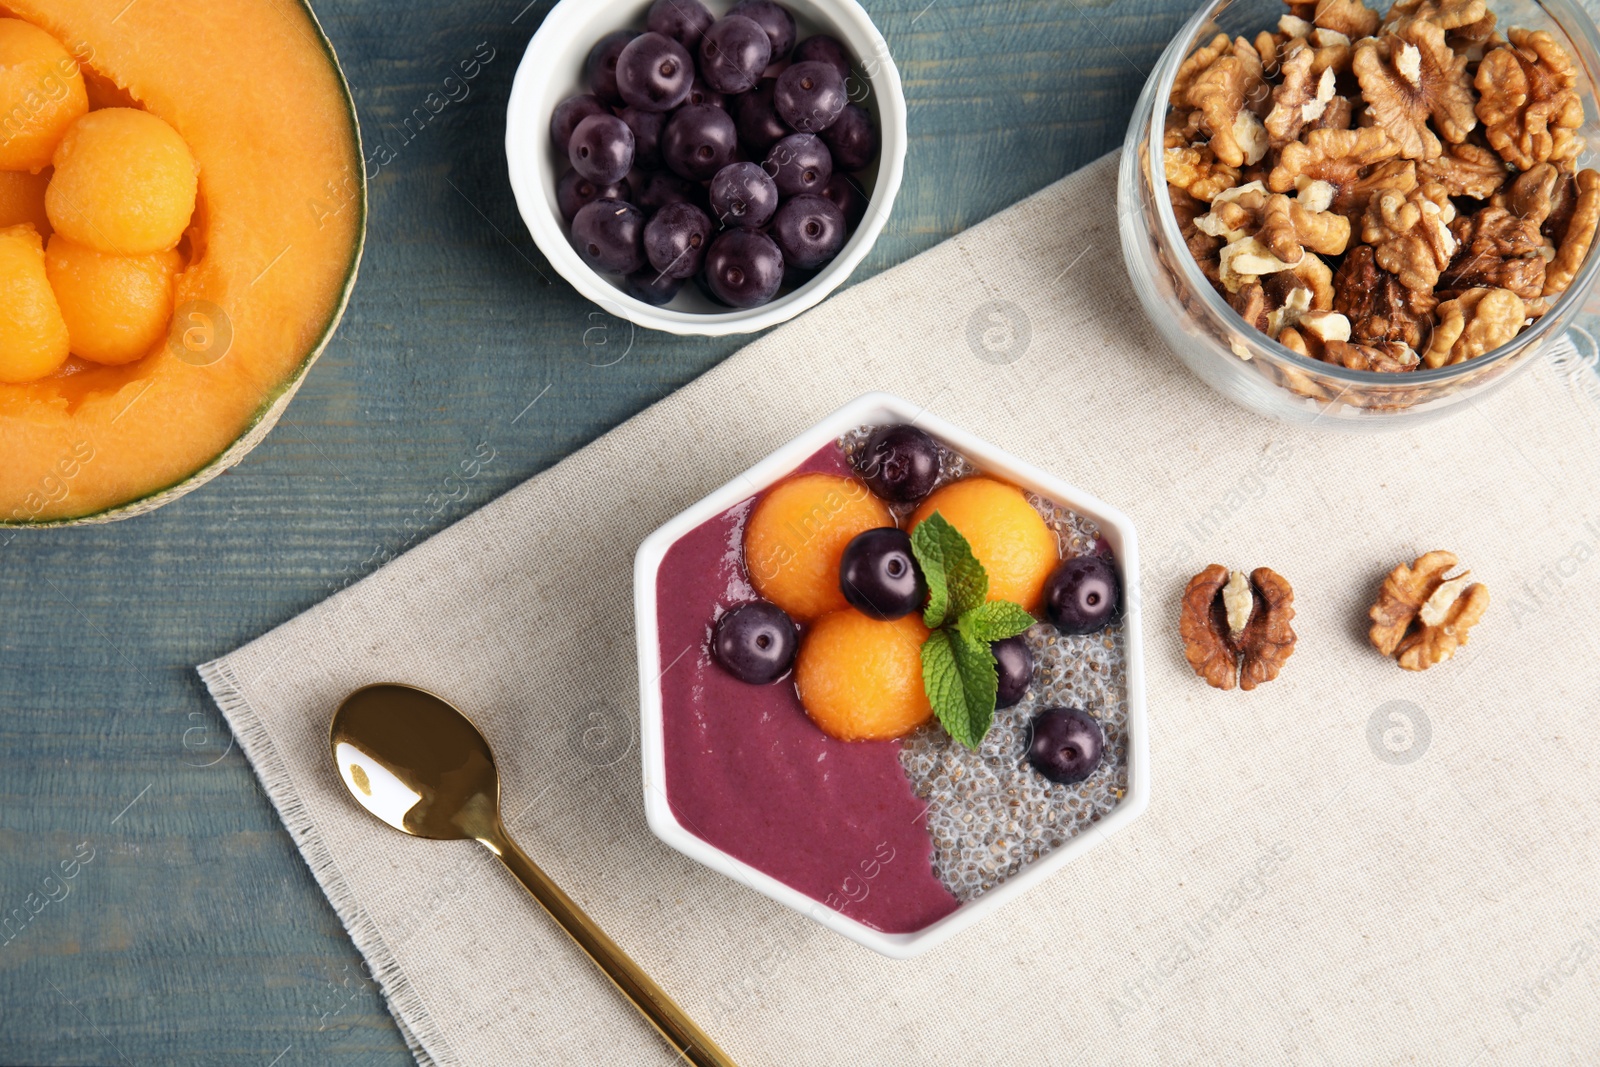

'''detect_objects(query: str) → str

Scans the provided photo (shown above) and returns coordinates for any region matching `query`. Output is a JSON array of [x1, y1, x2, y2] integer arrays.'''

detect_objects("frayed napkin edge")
[[197, 656, 451, 1067]]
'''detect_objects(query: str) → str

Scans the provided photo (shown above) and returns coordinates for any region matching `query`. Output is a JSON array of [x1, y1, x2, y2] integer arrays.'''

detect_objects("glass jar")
[[1118, 0, 1600, 430]]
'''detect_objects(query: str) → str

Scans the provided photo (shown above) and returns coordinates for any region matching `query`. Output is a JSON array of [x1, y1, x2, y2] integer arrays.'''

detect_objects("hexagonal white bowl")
[[505, 0, 908, 336], [633, 392, 1150, 958]]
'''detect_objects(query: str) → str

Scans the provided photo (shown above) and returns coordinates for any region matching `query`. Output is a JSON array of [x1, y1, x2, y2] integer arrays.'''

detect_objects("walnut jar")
[[1118, 0, 1600, 430]]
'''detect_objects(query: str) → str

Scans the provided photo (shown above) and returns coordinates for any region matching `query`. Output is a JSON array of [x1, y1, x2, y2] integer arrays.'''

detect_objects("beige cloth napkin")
[[201, 153, 1600, 1066]]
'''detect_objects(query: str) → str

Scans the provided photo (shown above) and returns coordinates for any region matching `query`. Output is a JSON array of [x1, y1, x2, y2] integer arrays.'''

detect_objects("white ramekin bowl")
[[633, 392, 1151, 958], [506, 0, 908, 336]]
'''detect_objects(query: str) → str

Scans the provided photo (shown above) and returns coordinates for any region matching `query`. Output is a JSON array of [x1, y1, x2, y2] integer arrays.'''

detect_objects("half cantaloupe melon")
[[0, 0, 364, 525]]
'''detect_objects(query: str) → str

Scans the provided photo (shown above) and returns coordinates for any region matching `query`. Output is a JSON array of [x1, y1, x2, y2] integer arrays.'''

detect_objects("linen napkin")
[[201, 152, 1600, 1066]]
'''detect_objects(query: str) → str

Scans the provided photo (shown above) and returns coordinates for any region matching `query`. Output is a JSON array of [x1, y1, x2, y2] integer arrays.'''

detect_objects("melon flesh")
[[0, 0, 363, 524], [0, 168, 51, 232]]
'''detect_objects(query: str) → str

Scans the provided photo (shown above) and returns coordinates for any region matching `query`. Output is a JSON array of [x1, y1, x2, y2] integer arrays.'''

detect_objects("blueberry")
[[585, 30, 639, 103], [992, 635, 1033, 708], [838, 528, 925, 620], [618, 107, 666, 171], [793, 35, 854, 83], [698, 15, 772, 94], [568, 113, 634, 185], [643, 201, 713, 279], [616, 31, 695, 112], [646, 0, 714, 51], [821, 172, 868, 228], [728, 0, 797, 60], [662, 103, 738, 181], [1026, 708, 1105, 785], [570, 199, 646, 275], [820, 103, 878, 171], [711, 601, 797, 684], [703, 228, 784, 307], [731, 79, 791, 154], [1044, 555, 1121, 635], [687, 78, 728, 110], [626, 267, 685, 306], [550, 94, 610, 155], [770, 193, 847, 270], [636, 170, 704, 214], [556, 168, 630, 223], [856, 423, 939, 503], [774, 60, 847, 134], [764, 132, 832, 197], [708, 161, 780, 229]]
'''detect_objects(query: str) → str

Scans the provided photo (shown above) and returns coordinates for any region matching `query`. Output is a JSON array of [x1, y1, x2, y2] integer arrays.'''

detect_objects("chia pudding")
[[654, 425, 1131, 934]]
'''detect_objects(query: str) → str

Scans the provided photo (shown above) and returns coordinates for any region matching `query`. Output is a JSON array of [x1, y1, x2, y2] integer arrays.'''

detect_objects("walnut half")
[[1363, 182, 1459, 291], [1545, 168, 1600, 296], [1368, 550, 1490, 671], [1475, 29, 1586, 172], [1352, 19, 1477, 161], [1333, 244, 1439, 349], [1422, 286, 1526, 368], [1181, 564, 1298, 690]]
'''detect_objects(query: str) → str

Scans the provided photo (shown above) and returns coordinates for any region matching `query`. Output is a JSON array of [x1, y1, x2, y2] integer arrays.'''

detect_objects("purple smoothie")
[[655, 444, 959, 934]]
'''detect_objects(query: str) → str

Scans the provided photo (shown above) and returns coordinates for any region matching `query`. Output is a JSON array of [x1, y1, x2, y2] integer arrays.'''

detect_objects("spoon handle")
[[481, 822, 737, 1067]]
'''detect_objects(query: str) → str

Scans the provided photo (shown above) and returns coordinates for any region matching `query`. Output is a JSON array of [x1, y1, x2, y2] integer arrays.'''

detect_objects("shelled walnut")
[[1162, 0, 1598, 389], [1369, 550, 1489, 670], [1475, 29, 1585, 172], [1363, 182, 1459, 290], [1545, 168, 1600, 296], [1439, 202, 1547, 299], [1269, 128, 1412, 219], [1326, 337, 1421, 371], [1423, 286, 1525, 366], [1352, 17, 1477, 160], [1266, 46, 1338, 148], [1180, 565, 1297, 691], [1418, 142, 1509, 199], [1196, 182, 1351, 262], [1316, 0, 1381, 39], [1333, 245, 1438, 347], [1185, 37, 1272, 169], [1383, 0, 1488, 34], [1166, 142, 1242, 202]]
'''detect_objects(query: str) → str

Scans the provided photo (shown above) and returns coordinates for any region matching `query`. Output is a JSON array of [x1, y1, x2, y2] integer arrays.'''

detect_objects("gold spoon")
[[330, 683, 735, 1067]]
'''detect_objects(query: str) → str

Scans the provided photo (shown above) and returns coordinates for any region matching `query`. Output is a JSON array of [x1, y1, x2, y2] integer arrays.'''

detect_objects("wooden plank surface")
[[3, 0, 1598, 1063]]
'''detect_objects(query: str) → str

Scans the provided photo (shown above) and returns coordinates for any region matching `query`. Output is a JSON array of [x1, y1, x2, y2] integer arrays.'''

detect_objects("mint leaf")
[[920, 628, 998, 750], [957, 600, 1036, 644], [910, 512, 988, 629]]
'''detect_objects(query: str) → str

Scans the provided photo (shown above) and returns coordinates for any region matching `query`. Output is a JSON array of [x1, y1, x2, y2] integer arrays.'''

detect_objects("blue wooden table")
[[3, 0, 1597, 1063]]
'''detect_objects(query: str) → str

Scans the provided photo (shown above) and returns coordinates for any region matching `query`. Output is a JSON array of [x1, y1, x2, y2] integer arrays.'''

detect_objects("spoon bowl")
[[330, 683, 735, 1067], [332, 683, 501, 841]]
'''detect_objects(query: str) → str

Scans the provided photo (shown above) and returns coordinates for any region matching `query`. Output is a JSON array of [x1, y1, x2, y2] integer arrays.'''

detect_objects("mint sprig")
[[911, 512, 988, 628], [956, 600, 1038, 645], [911, 511, 1036, 750]]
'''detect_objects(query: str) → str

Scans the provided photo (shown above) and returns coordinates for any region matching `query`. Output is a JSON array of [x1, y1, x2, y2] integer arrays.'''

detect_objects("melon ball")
[[0, 168, 50, 232], [46, 108, 197, 254], [0, 224, 70, 383], [44, 235, 182, 365], [910, 477, 1060, 611], [795, 610, 933, 742], [0, 19, 89, 173], [744, 472, 894, 621]]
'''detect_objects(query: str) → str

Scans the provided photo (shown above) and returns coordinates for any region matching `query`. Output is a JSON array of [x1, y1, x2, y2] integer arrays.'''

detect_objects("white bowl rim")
[[633, 392, 1151, 959], [505, 0, 909, 337]]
